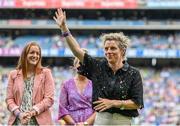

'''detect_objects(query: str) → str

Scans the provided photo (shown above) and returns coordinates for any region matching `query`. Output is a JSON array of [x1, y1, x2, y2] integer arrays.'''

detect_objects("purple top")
[[58, 78, 94, 123]]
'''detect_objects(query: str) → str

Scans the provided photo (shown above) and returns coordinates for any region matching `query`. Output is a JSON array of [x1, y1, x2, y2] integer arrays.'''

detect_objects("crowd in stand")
[[136, 68, 179, 125], [0, 33, 180, 50], [1, 9, 180, 21], [0, 7, 179, 125], [0, 66, 179, 125]]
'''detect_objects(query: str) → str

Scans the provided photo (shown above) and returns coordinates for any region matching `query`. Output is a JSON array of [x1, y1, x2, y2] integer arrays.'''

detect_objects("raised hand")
[[53, 8, 66, 28]]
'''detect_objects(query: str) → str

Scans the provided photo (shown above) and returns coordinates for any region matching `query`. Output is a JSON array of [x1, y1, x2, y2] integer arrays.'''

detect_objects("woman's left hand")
[[30, 109, 38, 117], [93, 98, 114, 112]]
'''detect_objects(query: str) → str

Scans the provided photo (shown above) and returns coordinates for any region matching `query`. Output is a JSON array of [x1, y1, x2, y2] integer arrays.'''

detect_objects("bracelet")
[[16, 112, 21, 118], [14, 110, 21, 118], [62, 31, 71, 37]]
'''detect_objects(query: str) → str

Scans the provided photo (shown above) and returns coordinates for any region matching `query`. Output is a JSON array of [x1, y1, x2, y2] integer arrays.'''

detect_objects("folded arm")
[[93, 98, 140, 112]]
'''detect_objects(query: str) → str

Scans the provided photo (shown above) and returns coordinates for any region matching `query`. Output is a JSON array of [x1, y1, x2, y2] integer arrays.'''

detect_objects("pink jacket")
[[6, 68, 55, 125]]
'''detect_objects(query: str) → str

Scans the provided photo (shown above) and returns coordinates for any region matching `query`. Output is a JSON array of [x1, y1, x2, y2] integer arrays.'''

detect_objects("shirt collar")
[[121, 61, 129, 71], [104, 59, 129, 72]]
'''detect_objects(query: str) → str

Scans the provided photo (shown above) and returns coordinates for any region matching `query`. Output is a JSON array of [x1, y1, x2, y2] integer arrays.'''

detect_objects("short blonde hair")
[[100, 32, 130, 50]]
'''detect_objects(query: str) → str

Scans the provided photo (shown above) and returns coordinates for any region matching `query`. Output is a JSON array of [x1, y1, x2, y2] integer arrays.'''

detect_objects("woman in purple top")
[[58, 50, 96, 125]]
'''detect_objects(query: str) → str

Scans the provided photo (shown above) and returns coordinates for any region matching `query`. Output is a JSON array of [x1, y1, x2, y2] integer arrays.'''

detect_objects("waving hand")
[[53, 8, 66, 28]]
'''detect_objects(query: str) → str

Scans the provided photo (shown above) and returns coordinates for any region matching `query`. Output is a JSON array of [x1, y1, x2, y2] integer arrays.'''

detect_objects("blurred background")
[[0, 0, 179, 125]]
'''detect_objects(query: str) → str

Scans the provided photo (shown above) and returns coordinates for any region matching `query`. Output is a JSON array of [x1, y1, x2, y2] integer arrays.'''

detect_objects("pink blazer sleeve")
[[6, 70, 19, 112], [33, 68, 55, 114]]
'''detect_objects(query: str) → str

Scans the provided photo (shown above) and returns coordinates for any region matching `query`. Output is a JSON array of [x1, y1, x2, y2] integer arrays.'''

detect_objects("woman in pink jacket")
[[6, 42, 55, 125]]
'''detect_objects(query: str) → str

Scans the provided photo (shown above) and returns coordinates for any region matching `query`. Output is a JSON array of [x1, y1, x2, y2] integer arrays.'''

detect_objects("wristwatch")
[[120, 100, 125, 110]]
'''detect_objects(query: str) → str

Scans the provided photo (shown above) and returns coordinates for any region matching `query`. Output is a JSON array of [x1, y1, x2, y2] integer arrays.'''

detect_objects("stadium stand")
[[0, 0, 179, 125]]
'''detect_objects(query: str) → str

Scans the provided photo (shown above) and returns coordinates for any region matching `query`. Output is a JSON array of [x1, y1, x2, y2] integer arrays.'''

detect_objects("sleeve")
[[6, 70, 19, 113], [82, 53, 99, 79], [129, 70, 144, 109], [58, 81, 70, 120], [32, 69, 55, 114]]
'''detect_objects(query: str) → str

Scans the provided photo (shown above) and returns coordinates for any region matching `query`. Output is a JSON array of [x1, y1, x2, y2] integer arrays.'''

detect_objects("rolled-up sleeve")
[[130, 70, 144, 109], [58, 82, 70, 120]]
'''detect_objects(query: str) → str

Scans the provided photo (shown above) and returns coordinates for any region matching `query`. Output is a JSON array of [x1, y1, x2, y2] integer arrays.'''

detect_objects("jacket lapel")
[[16, 70, 24, 102], [33, 70, 44, 99]]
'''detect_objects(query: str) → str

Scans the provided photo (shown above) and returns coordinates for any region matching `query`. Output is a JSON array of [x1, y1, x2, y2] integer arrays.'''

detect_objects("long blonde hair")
[[16, 42, 42, 79]]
